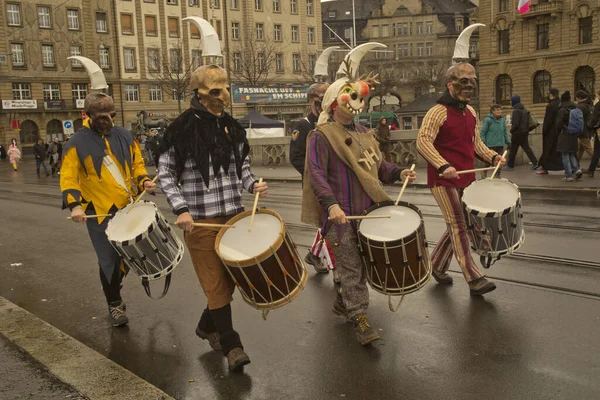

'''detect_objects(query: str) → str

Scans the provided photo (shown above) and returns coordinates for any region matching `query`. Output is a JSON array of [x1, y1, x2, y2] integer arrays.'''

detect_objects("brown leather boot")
[[226, 347, 251, 372], [352, 314, 380, 346], [195, 327, 222, 352], [468, 277, 497, 295], [432, 270, 453, 284]]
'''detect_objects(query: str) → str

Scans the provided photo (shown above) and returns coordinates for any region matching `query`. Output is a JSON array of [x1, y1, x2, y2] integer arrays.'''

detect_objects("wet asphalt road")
[[1, 170, 600, 399]]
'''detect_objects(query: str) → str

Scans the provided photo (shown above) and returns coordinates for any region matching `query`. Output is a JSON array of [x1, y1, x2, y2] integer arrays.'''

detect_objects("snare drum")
[[106, 201, 184, 298], [462, 178, 525, 265], [215, 208, 307, 311], [357, 201, 431, 296]]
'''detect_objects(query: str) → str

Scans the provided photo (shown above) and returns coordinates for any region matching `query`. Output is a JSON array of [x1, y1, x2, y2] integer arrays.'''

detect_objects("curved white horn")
[[183, 17, 223, 57], [452, 23, 485, 65], [314, 46, 340, 78], [68, 56, 108, 90], [336, 42, 387, 79]]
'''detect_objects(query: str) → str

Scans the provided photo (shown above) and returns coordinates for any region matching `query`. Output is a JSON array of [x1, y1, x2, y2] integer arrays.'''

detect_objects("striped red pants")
[[430, 185, 483, 282]]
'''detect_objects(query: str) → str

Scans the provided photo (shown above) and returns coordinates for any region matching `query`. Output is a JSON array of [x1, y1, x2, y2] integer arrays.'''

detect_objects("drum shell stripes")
[[357, 201, 432, 296]]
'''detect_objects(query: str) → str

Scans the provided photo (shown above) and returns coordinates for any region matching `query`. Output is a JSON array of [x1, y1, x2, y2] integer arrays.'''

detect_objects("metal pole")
[[352, 0, 357, 48]]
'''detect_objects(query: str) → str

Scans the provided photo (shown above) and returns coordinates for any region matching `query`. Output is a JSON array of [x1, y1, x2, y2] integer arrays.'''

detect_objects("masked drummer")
[[417, 62, 506, 295], [302, 46, 416, 346], [61, 91, 156, 327]]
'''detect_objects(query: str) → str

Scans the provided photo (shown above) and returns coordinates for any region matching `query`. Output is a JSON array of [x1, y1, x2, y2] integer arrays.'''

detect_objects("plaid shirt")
[[158, 145, 258, 219]]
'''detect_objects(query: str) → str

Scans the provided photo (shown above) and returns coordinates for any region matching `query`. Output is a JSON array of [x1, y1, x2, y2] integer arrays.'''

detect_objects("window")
[[499, 0, 509, 12], [426, 22, 433, 34], [292, 53, 301, 72], [255, 0, 262, 11], [168, 17, 179, 37], [233, 52, 242, 71], [124, 48, 136, 71], [145, 15, 157, 36], [99, 48, 110, 69], [455, 18, 463, 32], [10, 43, 24, 66], [149, 85, 162, 102], [96, 12, 108, 33], [328, 29, 336, 40], [125, 84, 140, 102], [403, 117, 412, 130], [417, 43, 424, 56], [190, 0, 200, 5], [274, 24, 281, 41], [328, 11, 336, 18], [498, 29, 510, 54], [382, 25, 389, 37], [579, 17, 592, 45], [70, 46, 82, 67], [533, 70, 551, 104], [426, 42, 433, 56], [536, 24, 549, 50], [192, 50, 202, 69], [308, 27, 315, 44], [7, 3, 21, 26], [67, 9, 79, 30], [307, 0, 313, 15], [344, 28, 353, 39], [273, 0, 280, 12], [256, 23, 264, 40], [170, 49, 181, 72], [416, 22, 423, 35], [211, 0, 220, 8], [276, 53, 284, 72], [147, 48, 159, 71], [214, 20, 222, 38], [372, 25, 379, 38], [190, 23, 200, 38], [574, 66, 595, 95], [291, 25, 299, 42], [38, 6, 51, 28], [167, 0, 177, 4], [121, 14, 133, 35], [309, 54, 316, 71], [231, 22, 240, 39], [72, 84, 88, 101], [231, 0, 239, 9], [172, 89, 184, 101], [42, 45, 55, 67], [12, 83, 32, 100], [43, 84, 60, 101], [402, 44, 409, 57], [495, 74, 512, 105], [290, 0, 297, 14], [258, 53, 266, 70]]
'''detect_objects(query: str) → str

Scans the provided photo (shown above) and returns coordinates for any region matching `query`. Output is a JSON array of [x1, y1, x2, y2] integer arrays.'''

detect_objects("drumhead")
[[360, 205, 421, 241], [106, 202, 156, 242], [218, 213, 282, 260], [463, 179, 519, 214]]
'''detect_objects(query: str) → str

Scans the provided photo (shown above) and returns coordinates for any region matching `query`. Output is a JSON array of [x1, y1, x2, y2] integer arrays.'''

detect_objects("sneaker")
[[195, 326, 222, 351], [332, 292, 351, 322], [304, 252, 328, 273], [431, 270, 453, 284], [575, 170, 583, 180], [226, 347, 251, 372], [561, 177, 574, 182], [351, 314, 380, 346], [536, 169, 548, 175], [108, 301, 129, 327], [468, 277, 497, 296]]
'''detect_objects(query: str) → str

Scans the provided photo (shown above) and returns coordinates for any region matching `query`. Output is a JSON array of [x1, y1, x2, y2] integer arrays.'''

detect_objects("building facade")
[[478, 0, 599, 119], [0, 0, 322, 148]]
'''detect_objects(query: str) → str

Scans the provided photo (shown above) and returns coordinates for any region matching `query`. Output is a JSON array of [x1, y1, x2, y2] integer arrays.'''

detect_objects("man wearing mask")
[[61, 93, 156, 327], [536, 88, 562, 175]]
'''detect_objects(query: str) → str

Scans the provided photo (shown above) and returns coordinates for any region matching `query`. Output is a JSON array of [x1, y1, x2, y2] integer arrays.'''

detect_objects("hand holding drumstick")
[[248, 178, 268, 232]]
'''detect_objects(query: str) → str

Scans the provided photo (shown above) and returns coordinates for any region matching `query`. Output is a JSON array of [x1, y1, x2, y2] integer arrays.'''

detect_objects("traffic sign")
[[63, 120, 74, 135]]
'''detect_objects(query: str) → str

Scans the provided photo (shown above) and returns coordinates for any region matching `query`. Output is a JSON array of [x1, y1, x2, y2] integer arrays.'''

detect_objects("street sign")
[[63, 120, 74, 135]]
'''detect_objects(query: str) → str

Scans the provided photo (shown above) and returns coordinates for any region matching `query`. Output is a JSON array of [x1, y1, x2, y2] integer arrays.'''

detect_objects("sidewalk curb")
[[0, 296, 174, 400]]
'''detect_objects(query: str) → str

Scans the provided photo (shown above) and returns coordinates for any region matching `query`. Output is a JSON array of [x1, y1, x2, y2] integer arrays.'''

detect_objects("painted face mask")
[[191, 65, 230, 115], [448, 64, 477, 103]]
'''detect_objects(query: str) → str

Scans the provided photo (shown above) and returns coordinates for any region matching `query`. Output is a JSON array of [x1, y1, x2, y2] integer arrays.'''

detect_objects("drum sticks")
[[248, 177, 263, 232], [395, 164, 415, 206], [489, 150, 508, 180], [193, 223, 235, 228], [438, 167, 495, 177], [67, 214, 112, 220], [130, 175, 159, 210], [345, 215, 390, 220]]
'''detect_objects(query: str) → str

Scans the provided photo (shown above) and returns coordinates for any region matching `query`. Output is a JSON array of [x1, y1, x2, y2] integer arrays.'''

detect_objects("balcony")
[[520, 0, 563, 18]]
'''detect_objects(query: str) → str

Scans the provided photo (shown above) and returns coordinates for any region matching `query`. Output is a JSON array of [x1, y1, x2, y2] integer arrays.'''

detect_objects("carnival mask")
[[191, 65, 230, 115], [447, 63, 477, 103], [335, 80, 371, 116]]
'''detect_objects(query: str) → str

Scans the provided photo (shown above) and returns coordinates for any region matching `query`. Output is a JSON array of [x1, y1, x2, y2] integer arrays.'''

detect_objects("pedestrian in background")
[[480, 104, 510, 178], [586, 90, 600, 177], [556, 91, 583, 182], [7, 139, 21, 171], [47, 137, 62, 176], [575, 90, 594, 162], [0, 144, 6, 160], [33, 138, 50, 177], [537, 88, 563, 175], [506, 95, 538, 170], [376, 117, 393, 162]]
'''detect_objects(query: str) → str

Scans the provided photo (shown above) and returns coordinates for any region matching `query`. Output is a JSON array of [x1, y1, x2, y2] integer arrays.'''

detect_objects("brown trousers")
[[184, 217, 235, 310]]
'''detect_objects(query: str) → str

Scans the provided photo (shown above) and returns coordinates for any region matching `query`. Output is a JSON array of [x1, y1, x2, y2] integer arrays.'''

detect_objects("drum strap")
[[141, 274, 172, 300], [103, 155, 134, 203]]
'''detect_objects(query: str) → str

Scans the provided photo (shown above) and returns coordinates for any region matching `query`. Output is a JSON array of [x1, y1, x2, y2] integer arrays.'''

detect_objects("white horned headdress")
[[452, 23, 485, 65], [67, 56, 108, 90]]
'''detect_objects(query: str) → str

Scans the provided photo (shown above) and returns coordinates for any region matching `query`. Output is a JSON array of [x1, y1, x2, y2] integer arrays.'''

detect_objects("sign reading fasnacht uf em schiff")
[[231, 85, 309, 104]]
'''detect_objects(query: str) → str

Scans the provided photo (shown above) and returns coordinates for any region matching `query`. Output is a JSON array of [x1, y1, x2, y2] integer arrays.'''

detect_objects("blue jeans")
[[561, 152, 580, 178], [36, 158, 49, 176]]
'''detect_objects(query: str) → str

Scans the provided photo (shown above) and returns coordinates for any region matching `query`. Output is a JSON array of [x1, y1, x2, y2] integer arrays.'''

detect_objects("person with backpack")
[[480, 104, 511, 178], [506, 95, 538, 170], [575, 90, 594, 162], [556, 91, 583, 182], [585, 90, 600, 177]]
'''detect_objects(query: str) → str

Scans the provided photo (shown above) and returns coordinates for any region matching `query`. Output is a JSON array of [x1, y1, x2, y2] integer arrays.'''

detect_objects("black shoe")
[[352, 314, 380, 346], [108, 301, 129, 327], [304, 252, 328, 274], [468, 277, 497, 296]]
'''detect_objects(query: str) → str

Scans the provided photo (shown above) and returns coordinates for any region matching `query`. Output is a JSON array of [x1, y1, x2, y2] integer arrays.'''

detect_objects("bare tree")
[[411, 59, 448, 95], [367, 63, 401, 110], [229, 33, 281, 86], [147, 41, 199, 113]]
